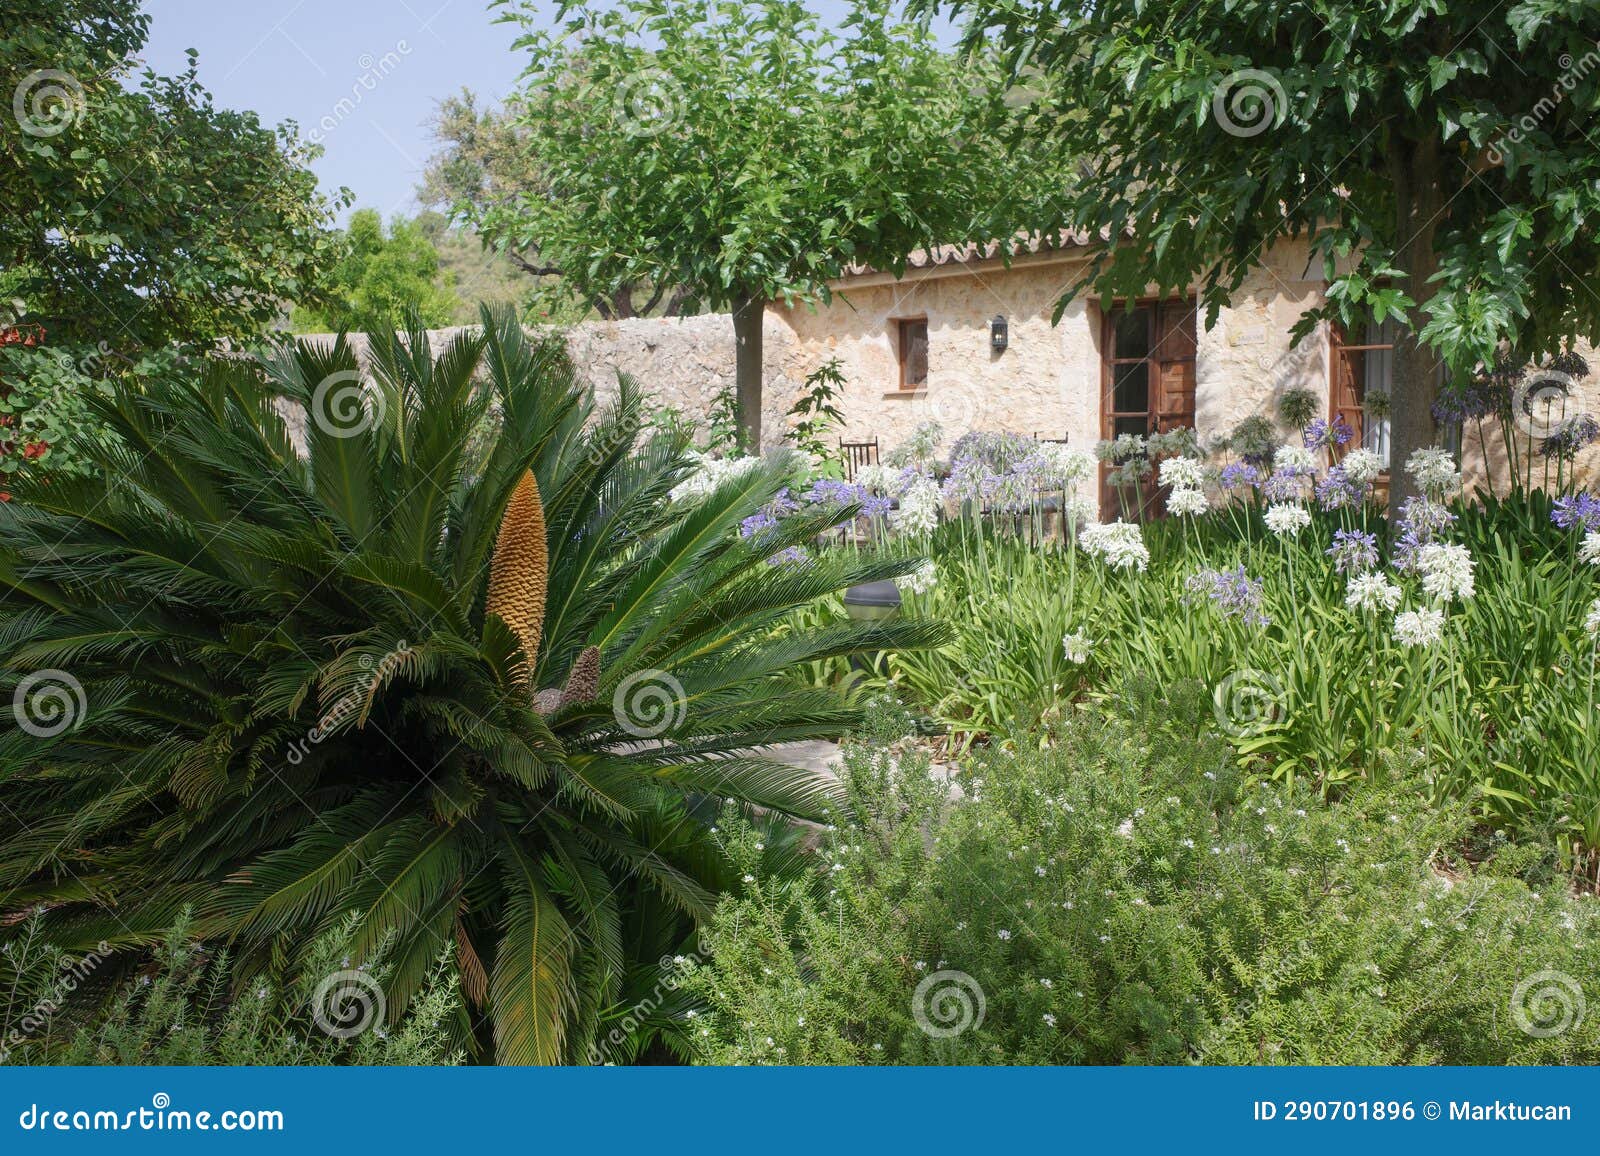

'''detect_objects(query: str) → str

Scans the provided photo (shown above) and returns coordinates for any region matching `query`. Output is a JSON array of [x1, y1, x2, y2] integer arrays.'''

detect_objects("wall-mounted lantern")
[[990, 314, 1009, 352]]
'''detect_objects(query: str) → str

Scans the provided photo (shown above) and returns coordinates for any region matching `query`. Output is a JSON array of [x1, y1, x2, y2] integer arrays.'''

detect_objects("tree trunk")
[[1386, 134, 1445, 512], [731, 292, 765, 452]]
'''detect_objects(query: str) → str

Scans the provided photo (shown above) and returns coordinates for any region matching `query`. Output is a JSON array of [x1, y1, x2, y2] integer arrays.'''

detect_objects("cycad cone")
[[486, 469, 548, 682]]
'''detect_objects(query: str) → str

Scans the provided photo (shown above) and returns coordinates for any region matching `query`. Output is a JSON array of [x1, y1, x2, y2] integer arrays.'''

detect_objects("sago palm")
[[0, 309, 938, 1062]]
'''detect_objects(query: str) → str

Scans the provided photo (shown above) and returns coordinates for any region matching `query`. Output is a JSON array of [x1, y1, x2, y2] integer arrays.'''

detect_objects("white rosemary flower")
[[1417, 541, 1476, 602], [1273, 444, 1316, 474], [1580, 531, 1600, 567], [1340, 448, 1385, 485], [1586, 597, 1600, 640], [1159, 455, 1207, 491], [1062, 628, 1093, 665], [1079, 519, 1150, 571], [1404, 447, 1460, 496], [1263, 502, 1311, 537], [1166, 486, 1210, 517], [895, 560, 938, 596], [1393, 606, 1446, 648], [890, 478, 943, 535], [1345, 572, 1403, 614]]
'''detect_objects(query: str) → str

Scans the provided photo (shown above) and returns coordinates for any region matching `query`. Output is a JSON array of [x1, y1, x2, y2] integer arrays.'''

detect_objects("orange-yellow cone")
[[486, 469, 548, 682]]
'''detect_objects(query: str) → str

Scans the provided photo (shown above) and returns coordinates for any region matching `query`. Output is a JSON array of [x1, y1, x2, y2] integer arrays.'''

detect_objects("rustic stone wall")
[[293, 313, 804, 448]]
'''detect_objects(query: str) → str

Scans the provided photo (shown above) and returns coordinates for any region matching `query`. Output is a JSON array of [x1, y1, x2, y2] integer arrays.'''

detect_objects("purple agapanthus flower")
[[1219, 461, 1261, 490], [1260, 470, 1305, 502], [739, 510, 777, 540], [1182, 565, 1271, 627], [1301, 416, 1352, 451], [1315, 466, 1362, 511], [1433, 380, 1494, 424], [1552, 493, 1600, 532], [1326, 528, 1379, 575], [804, 478, 890, 519], [1539, 414, 1600, 459]]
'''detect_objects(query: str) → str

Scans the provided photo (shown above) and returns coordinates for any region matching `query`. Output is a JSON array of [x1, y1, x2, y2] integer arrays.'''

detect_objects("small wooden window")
[[895, 317, 928, 390], [1330, 317, 1397, 469], [1100, 298, 1197, 519]]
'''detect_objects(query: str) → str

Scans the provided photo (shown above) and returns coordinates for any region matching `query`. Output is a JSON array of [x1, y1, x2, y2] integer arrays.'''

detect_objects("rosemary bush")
[[684, 691, 1600, 1064]]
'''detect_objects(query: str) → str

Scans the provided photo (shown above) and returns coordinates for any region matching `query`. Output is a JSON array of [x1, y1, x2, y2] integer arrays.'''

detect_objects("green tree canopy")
[[490, 0, 1042, 448], [293, 209, 460, 334], [0, 0, 347, 348], [937, 0, 1600, 504]]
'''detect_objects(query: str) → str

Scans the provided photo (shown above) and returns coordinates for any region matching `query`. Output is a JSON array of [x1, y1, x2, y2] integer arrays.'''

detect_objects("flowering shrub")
[[684, 692, 1600, 1064]]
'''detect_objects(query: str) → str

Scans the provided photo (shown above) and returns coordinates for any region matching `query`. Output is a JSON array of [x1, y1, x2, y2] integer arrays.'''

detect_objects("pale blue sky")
[[141, 0, 531, 221], [138, 0, 897, 225]]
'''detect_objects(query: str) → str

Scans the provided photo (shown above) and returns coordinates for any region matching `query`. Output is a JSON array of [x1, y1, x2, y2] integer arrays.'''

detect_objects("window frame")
[[1327, 317, 1397, 472], [893, 316, 929, 392]]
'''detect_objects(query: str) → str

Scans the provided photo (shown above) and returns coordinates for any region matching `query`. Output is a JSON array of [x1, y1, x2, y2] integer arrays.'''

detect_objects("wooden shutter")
[[1152, 301, 1197, 432]]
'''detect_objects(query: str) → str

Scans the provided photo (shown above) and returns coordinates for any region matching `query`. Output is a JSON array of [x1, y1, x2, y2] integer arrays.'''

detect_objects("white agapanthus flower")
[[855, 464, 895, 494], [1416, 541, 1476, 602], [1158, 455, 1207, 491], [1404, 447, 1461, 496], [1341, 448, 1385, 485], [1273, 444, 1316, 474], [669, 453, 760, 503], [1063, 494, 1099, 532], [1062, 628, 1093, 665], [890, 478, 943, 534], [1166, 486, 1210, 517], [1580, 531, 1600, 567], [1038, 443, 1097, 487], [896, 560, 938, 595], [1586, 597, 1600, 641], [1079, 519, 1150, 571], [1345, 572, 1403, 614], [1263, 502, 1312, 537], [1393, 606, 1446, 648]]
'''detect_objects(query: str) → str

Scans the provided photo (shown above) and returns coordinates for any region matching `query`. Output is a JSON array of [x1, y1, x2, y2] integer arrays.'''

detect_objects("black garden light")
[[842, 579, 901, 622], [990, 314, 1009, 352]]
